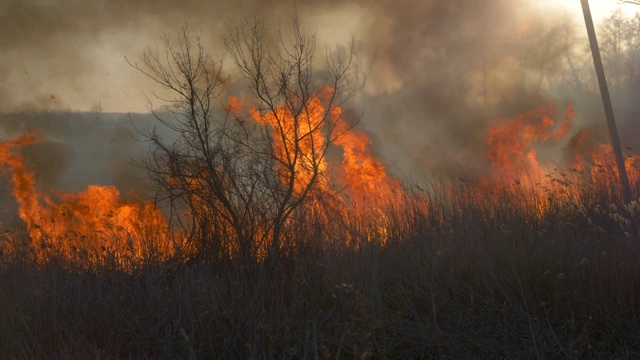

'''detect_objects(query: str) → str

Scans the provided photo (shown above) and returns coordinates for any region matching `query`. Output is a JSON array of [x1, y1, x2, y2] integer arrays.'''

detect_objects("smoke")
[[0, 0, 633, 188], [0, 112, 154, 208], [356, 1, 580, 178], [0, 0, 545, 110]]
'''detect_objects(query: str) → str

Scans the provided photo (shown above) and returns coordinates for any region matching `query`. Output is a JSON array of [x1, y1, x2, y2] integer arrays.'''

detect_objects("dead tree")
[[224, 17, 361, 259], [129, 19, 360, 263]]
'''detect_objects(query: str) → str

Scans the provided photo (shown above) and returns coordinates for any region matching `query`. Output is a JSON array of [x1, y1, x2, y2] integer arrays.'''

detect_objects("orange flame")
[[250, 92, 331, 196], [225, 96, 242, 113], [334, 118, 401, 202], [569, 129, 640, 190], [484, 101, 638, 209], [0, 88, 405, 262], [486, 102, 574, 185], [247, 88, 403, 246], [249, 87, 401, 204], [0, 132, 42, 231], [3, 98, 637, 264], [0, 132, 180, 266]]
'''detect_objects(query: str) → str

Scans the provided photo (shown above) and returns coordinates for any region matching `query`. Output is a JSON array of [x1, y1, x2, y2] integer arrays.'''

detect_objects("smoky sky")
[[0, 0, 553, 113], [1, 0, 635, 187]]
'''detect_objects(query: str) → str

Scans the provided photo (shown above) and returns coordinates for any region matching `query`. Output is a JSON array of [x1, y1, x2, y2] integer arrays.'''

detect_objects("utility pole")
[[580, 0, 633, 202]]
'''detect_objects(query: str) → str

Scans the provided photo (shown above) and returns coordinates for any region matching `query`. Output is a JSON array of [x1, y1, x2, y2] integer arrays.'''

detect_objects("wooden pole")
[[580, 0, 633, 202]]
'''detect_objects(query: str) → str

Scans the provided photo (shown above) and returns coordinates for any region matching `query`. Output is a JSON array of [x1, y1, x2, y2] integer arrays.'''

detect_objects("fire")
[[567, 127, 596, 173], [225, 96, 242, 113], [569, 130, 640, 190], [246, 87, 404, 246], [0, 132, 180, 266], [0, 132, 42, 231], [249, 87, 401, 203], [334, 118, 401, 202], [250, 91, 331, 196], [486, 102, 574, 186], [484, 101, 638, 210], [0, 88, 405, 264], [2, 97, 637, 265]]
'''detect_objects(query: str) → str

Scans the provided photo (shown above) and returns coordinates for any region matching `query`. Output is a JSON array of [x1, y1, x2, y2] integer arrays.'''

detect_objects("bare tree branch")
[[131, 18, 362, 264]]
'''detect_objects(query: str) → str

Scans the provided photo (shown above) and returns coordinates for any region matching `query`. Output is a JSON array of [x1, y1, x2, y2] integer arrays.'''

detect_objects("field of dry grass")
[[1, 172, 640, 359]]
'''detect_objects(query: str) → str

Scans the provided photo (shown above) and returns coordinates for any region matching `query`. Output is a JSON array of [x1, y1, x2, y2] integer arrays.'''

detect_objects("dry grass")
[[1, 175, 640, 359]]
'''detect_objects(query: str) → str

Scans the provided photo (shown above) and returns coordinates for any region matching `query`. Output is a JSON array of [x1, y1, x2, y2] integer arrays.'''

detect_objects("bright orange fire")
[[4, 95, 636, 266], [0, 89, 405, 264], [569, 128, 640, 189], [484, 101, 639, 205], [333, 117, 402, 202], [0, 132, 41, 226], [0, 132, 179, 265], [225, 96, 242, 113], [248, 87, 401, 203], [486, 102, 574, 186], [250, 92, 331, 196]]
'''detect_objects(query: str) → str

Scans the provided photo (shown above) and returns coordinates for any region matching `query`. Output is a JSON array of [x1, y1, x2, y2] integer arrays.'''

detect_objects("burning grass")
[[1, 154, 640, 358], [1, 180, 640, 358], [1, 99, 640, 357], [0, 131, 183, 268]]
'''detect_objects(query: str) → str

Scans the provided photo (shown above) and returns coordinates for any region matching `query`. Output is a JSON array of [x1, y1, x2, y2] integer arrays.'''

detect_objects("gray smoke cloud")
[[0, 112, 153, 202], [0, 0, 551, 112], [0, 0, 635, 190]]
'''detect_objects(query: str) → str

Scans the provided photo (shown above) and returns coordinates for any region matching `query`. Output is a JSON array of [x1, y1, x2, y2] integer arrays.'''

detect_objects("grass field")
[[1, 171, 639, 359]]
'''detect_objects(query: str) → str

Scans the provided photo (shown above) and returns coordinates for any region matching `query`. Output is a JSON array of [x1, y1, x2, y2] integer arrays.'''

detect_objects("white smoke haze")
[[1, 0, 639, 192]]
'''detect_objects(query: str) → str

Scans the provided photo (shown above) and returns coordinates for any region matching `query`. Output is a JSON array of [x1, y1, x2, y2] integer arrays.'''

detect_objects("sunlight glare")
[[559, 0, 640, 20]]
